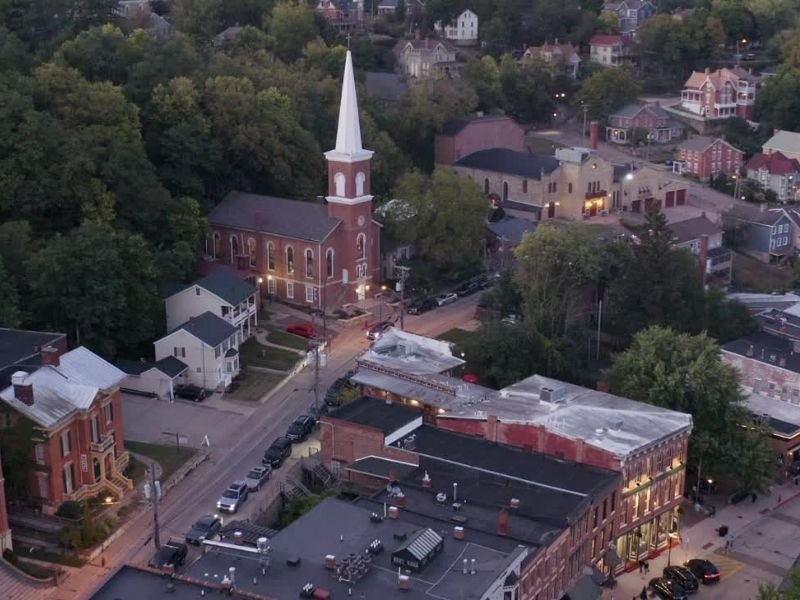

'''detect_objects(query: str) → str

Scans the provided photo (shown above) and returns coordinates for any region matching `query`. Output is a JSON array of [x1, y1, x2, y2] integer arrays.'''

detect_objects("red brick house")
[[434, 115, 525, 165], [675, 136, 743, 180], [606, 103, 685, 145], [0, 346, 132, 514], [680, 67, 759, 120], [205, 51, 381, 309]]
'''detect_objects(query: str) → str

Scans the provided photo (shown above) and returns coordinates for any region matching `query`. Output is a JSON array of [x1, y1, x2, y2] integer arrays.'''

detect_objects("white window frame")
[[305, 248, 314, 279], [104, 403, 113, 424], [326, 249, 334, 279], [63, 463, 74, 495], [60, 430, 71, 457], [286, 281, 294, 299], [286, 246, 294, 274], [268, 277, 276, 295], [35, 443, 45, 465], [305, 285, 315, 304]]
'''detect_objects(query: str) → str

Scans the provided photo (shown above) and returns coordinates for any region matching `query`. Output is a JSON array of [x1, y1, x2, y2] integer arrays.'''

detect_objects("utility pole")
[[596, 299, 603, 360], [144, 463, 162, 550], [161, 431, 181, 455], [395, 266, 410, 330], [582, 104, 588, 144]]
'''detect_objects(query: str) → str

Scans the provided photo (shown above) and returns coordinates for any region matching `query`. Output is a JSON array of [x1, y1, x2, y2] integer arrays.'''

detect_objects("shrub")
[[55, 501, 82, 520]]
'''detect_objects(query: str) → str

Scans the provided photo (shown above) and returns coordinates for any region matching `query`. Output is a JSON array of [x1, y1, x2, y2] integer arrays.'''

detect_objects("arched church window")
[[305, 249, 313, 279], [247, 238, 256, 267], [326, 249, 334, 279], [286, 246, 294, 274], [355, 172, 366, 196], [335, 172, 346, 197], [356, 233, 366, 260], [213, 232, 221, 259], [266, 242, 275, 271], [230, 236, 239, 265]]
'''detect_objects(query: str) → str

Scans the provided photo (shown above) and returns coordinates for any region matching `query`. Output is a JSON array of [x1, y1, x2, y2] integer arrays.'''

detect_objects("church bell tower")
[[325, 51, 376, 297]]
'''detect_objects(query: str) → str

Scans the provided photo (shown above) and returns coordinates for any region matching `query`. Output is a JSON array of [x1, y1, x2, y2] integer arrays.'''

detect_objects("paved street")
[[50, 294, 481, 600], [604, 481, 800, 600]]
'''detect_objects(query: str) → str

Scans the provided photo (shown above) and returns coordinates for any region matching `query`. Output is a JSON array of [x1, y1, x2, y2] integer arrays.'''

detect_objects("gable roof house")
[[522, 40, 581, 78], [116, 356, 189, 402], [668, 215, 732, 288], [680, 67, 759, 120], [589, 34, 634, 67], [675, 136, 744, 180], [153, 312, 240, 391], [315, 0, 364, 29], [393, 38, 460, 79], [722, 204, 794, 264], [434, 9, 479, 46], [602, 0, 656, 35], [165, 271, 258, 344], [746, 151, 800, 202], [606, 103, 685, 145], [0, 346, 133, 512]]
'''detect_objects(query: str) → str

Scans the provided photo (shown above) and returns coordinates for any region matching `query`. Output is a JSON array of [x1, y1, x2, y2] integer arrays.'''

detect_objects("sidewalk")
[[604, 480, 800, 599]]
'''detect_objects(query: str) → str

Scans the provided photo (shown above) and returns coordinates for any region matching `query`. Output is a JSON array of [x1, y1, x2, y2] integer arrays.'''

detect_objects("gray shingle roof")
[[170, 312, 237, 347], [668, 215, 721, 244], [455, 149, 559, 179], [209, 192, 341, 243], [486, 216, 537, 244], [678, 136, 739, 153], [193, 272, 256, 306], [154, 356, 189, 378]]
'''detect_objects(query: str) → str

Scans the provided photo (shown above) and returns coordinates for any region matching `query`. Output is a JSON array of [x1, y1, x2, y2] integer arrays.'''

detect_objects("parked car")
[[263, 437, 292, 468], [244, 465, 272, 491], [685, 558, 721, 584], [407, 297, 436, 315], [435, 292, 458, 306], [501, 314, 521, 325], [216, 480, 249, 513], [662, 565, 699, 593], [455, 281, 480, 297], [286, 415, 316, 442], [649, 577, 688, 600], [174, 385, 206, 402], [286, 323, 316, 339], [149, 539, 188, 569], [463, 373, 479, 384], [185, 515, 222, 545], [366, 320, 392, 341]]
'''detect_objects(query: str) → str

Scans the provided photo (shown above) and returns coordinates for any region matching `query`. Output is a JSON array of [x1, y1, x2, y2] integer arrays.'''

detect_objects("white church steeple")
[[325, 50, 373, 164]]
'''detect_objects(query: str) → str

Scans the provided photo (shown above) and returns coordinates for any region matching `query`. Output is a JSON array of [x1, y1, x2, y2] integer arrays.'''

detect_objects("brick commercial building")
[[0, 346, 132, 513], [321, 397, 620, 599], [343, 328, 692, 571], [204, 51, 381, 309]]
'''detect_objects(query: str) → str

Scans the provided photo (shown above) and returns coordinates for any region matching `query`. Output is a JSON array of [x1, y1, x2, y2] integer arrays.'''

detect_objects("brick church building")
[[205, 51, 381, 309]]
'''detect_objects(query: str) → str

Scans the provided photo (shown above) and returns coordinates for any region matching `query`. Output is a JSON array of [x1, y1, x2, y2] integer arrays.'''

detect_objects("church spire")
[[325, 50, 373, 163]]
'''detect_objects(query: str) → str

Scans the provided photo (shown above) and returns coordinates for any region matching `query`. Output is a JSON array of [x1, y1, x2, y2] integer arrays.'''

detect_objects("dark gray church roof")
[[455, 149, 560, 180]]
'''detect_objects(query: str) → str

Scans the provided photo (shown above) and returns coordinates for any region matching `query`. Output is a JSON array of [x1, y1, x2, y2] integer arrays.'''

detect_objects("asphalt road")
[[63, 293, 482, 600]]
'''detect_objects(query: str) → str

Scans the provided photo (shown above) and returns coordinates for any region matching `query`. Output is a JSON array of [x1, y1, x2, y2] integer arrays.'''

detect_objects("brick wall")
[[722, 350, 800, 394], [435, 118, 526, 165]]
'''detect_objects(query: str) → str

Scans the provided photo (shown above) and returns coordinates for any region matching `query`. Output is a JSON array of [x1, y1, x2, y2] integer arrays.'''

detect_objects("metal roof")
[[764, 130, 800, 157], [396, 527, 443, 561], [359, 327, 465, 375]]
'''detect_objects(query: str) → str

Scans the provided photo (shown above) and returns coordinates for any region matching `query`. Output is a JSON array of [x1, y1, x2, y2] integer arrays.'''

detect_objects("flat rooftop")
[[745, 392, 800, 439], [723, 331, 800, 375], [359, 327, 465, 375], [353, 368, 692, 458], [327, 395, 423, 435], [91, 565, 247, 599], [183, 497, 527, 600]]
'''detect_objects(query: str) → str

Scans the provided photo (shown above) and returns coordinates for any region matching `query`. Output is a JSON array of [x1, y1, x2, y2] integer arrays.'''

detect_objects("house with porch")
[[0, 346, 132, 513], [165, 271, 258, 345], [602, 0, 656, 35], [680, 67, 759, 120], [606, 103, 685, 145], [434, 9, 479, 46], [393, 38, 460, 79], [154, 312, 240, 391], [589, 35, 634, 67], [746, 151, 800, 202]]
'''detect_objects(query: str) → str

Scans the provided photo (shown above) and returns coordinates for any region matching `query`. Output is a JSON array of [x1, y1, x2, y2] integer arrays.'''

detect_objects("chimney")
[[589, 121, 599, 150], [394, 492, 406, 508], [453, 526, 465, 540], [41, 345, 60, 367], [233, 531, 244, 545], [11, 372, 33, 406], [422, 471, 431, 488], [704, 67, 710, 74], [497, 509, 509, 535], [388, 506, 399, 519], [398, 574, 411, 590]]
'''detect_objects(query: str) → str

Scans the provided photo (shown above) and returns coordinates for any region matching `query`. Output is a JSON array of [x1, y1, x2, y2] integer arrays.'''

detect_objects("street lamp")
[[667, 532, 679, 566]]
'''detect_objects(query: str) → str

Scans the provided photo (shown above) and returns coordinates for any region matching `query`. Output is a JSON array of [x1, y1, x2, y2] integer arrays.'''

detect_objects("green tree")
[[0, 257, 20, 327], [54, 24, 147, 85], [705, 289, 758, 343], [392, 168, 487, 272], [462, 55, 503, 112], [498, 54, 558, 124], [755, 66, 800, 132], [27, 223, 161, 358], [395, 0, 407, 20], [575, 67, 640, 122], [711, 0, 757, 44], [265, 0, 320, 63], [605, 326, 774, 492], [606, 208, 706, 339], [759, 567, 800, 599], [596, 12, 620, 34], [513, 224, 602, 340]]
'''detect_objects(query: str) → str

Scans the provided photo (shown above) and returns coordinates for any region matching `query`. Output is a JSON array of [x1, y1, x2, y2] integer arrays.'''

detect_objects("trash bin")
[[718, 525, 728, 537]]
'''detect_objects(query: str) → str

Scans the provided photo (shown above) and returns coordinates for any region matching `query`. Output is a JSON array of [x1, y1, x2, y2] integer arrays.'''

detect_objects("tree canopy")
[[605, 326, 774, 493], [575, 67, 640, 122]]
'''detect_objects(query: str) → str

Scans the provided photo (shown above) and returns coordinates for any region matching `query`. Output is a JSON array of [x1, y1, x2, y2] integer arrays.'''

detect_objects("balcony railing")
[[90, 434, 115, 454]]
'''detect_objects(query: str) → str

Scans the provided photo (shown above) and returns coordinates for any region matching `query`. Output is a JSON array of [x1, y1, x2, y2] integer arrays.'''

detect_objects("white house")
[[763, 130, 800, 162], [434, 9, 479, 45], [165, 272, 258, 346], [154, 312, 240, 391], [117, 357, 189, 401]]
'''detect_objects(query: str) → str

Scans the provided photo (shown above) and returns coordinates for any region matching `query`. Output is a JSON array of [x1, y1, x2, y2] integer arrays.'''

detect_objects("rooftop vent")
[[540, 385, 566, 403], [397, 341, 418, 356], [11, 371, 33, 406], [612, 418, 624, 430]]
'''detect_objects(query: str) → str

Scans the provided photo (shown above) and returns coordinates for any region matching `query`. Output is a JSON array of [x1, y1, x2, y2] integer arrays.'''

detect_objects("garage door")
[[665, 191, 675, 208], [676, 189, 687, 205]]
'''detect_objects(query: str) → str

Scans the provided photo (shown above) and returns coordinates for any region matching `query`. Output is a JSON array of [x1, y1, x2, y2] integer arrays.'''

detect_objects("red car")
[[463, 373, 479, 384], [286, 323, 317, 339]]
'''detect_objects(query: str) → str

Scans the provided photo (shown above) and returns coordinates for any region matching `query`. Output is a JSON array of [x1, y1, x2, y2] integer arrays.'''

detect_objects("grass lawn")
[[226, 371, 284, 401], [267, 327, 311, 350], [123, 456, 147, 487], [526, 135, 566, 155], [124, 441, 195, 482], [733, 251, 792, 292], [239, 338, 303, 371]]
